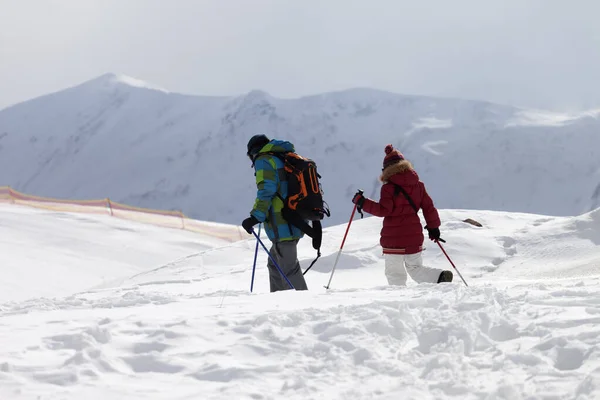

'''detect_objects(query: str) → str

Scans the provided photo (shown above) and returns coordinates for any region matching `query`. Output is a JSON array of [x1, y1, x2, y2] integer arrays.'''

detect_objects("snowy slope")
[[1, 204, 600, 399], [1, 73, 600, 228], [0, 204, 235, 303]]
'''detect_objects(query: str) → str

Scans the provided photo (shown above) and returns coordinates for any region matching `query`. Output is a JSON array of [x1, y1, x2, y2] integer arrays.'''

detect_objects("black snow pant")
[[267, 239, 308, 292]]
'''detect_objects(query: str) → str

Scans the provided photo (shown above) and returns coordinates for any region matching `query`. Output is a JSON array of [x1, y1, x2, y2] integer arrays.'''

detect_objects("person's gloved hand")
[[425, 226, 441, 241], [352, 190, 365, 208], [242, 215, 260, 234]]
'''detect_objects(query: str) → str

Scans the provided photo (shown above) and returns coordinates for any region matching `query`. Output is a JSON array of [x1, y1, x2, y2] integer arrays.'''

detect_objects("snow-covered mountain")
[[1, 73, 599, 227]]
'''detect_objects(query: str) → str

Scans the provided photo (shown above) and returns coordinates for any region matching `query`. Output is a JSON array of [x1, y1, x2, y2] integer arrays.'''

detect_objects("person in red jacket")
[[351, 144, 453, 286]]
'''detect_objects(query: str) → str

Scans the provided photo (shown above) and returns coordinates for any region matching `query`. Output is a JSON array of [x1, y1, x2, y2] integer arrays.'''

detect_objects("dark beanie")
[[247, 134, 270, 157], [383, 144, 404, 169]]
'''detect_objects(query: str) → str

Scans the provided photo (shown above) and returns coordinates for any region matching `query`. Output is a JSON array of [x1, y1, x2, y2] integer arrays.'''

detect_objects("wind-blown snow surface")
[[2, 204, 600, 399], [0, 204, 232, 303], [1, 73, 600, 227]]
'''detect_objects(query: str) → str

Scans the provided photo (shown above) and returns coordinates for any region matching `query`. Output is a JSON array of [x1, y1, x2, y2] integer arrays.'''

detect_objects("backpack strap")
[[281, 207, 322, 275], [393, 184, 419, 214], [282, 207, 315, 239]]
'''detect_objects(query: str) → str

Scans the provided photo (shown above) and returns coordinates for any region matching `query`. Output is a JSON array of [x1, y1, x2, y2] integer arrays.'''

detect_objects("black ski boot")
[[437, 270, 453, 283]]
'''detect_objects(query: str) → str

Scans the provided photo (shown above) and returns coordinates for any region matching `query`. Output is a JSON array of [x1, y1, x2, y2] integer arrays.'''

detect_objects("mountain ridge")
[[1, 73, 599, 227]]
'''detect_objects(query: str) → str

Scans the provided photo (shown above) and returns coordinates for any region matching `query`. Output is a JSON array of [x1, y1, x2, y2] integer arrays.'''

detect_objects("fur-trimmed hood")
[[379, 160, 414, 183]]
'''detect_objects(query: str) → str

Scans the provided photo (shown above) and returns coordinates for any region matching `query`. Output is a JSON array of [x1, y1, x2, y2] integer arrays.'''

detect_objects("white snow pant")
[[384, 252, 445, 286]]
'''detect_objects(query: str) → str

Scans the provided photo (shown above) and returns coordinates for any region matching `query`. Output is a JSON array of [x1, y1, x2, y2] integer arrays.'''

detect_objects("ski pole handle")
[[356, 189, 364, 218]]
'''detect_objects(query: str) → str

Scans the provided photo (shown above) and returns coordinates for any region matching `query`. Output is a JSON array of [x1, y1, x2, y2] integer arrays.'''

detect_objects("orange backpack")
[[275, 152, 330, 222]]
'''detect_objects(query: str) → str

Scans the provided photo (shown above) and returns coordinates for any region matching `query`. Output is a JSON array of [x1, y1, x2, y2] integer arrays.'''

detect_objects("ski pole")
[[250, 224, 261, 292], [436, 240, 468, 287], [251, 229, 295, 290], [325, 190, 363, 289]]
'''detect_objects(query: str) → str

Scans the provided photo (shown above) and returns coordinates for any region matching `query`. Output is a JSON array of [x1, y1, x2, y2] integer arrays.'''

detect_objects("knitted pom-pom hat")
[[382, 144, 404, 170]]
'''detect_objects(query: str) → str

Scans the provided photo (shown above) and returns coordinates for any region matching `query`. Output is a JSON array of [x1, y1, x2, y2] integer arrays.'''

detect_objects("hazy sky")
[[1, 0, 599, 111]]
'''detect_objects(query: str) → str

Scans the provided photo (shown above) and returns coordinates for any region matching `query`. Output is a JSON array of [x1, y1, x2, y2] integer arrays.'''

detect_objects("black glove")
[[426, 226, 441, 241], [352, 191, 365, 208], [242, 215, 260, 234]]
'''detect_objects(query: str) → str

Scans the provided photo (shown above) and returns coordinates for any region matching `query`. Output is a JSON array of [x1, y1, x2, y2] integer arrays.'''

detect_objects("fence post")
[[180, 211, 185, 230], [106, 198, 113, 216]]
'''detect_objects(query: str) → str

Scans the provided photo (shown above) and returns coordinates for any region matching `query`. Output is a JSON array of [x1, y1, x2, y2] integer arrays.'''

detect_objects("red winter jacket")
[[361, 161, 441, 255]]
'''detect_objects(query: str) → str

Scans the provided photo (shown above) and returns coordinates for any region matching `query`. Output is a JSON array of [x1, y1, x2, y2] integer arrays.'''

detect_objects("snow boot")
[[437, 270, 453, 283]]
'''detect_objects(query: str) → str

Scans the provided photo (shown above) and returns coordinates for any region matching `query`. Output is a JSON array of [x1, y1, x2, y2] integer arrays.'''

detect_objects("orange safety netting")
[[0, 186, 245, 242]]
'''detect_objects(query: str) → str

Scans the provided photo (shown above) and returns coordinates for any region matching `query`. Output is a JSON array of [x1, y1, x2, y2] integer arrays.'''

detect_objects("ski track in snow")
[[1, 204, 600, 399]]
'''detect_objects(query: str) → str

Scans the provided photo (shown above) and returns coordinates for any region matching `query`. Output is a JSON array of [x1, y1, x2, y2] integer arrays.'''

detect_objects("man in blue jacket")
[[242, 134, 309, 292]]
